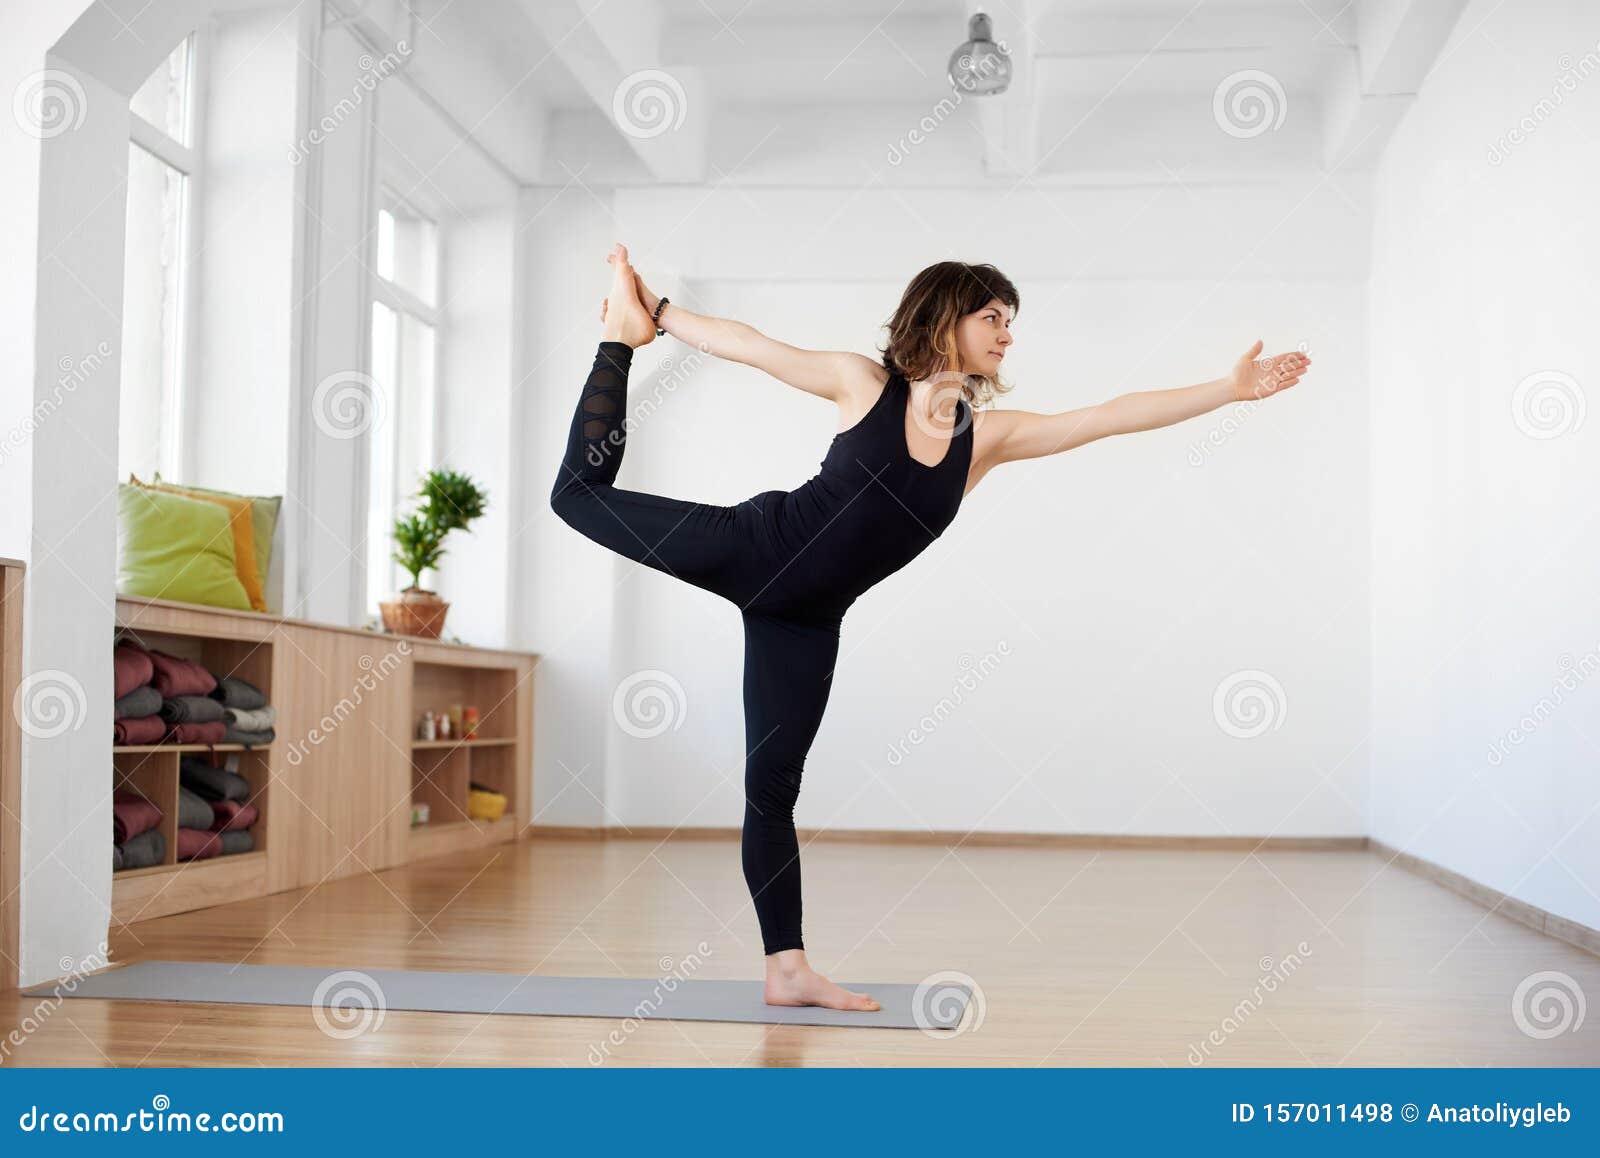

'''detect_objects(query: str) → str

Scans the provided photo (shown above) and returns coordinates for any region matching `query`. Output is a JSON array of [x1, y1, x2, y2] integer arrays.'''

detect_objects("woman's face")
[[953, 298, 1014, 376]]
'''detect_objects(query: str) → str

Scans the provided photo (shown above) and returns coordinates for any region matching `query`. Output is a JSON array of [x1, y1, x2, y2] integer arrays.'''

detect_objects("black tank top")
[[741, 371, 973, 619]]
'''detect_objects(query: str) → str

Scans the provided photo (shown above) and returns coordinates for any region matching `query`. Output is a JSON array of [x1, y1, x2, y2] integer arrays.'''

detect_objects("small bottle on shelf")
[[418, 710, 437, 742], [463, 705, 479, 740]]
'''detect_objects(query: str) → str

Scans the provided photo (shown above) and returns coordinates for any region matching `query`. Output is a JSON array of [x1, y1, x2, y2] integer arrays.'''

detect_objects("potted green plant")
[[381, 467, 489, 638]]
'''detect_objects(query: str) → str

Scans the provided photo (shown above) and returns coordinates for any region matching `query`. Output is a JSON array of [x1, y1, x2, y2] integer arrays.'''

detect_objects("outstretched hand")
[[1229, 340, 1311, 402]]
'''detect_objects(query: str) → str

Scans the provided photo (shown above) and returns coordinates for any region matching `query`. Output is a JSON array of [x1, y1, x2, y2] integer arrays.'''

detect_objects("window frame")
[[363, 183, 444, 612], [125, 29, 209, 481]]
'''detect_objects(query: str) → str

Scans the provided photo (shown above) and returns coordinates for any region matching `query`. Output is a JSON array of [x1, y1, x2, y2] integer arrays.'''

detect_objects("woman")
[[552, 243, 1311, 1012]]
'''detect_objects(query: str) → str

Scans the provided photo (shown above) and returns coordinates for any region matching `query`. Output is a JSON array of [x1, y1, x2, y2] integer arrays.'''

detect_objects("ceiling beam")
[[514, 0, 709, 183], [1323, 0, 1469, 169]]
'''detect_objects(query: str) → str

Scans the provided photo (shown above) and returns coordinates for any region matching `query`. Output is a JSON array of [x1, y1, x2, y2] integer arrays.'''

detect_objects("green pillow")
[[116, 483, 252, 611], [152, 473, 281, 606]]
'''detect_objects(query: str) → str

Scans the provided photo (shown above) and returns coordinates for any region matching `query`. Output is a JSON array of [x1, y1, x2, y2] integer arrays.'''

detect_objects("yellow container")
[[467, 788, 507, 822]]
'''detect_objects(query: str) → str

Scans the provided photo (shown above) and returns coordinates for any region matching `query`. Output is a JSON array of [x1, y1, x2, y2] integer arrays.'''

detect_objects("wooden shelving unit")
[[107, 594, 536, 925], [112, 627, 273, 888], [406, 657, 529, 858]]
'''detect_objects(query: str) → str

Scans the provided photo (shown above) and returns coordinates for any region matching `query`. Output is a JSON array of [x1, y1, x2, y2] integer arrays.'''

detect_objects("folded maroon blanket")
[[177, 828, 223, 861], [164, 720, 227, 745], [114, 645, 154, 699], [208, 800, 259, 833], [113, 715, 165, 745], [147, 648, 217, 699], [112, 790, 162, 843]]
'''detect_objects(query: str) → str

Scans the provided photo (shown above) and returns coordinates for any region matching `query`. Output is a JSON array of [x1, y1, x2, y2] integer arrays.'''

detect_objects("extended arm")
[[656, 303, 876, 401], [605, 264, 878, 402], [981, 341, 1310, 466]]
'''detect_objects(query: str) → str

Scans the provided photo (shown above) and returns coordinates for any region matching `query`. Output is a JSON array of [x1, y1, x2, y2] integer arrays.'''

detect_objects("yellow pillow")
[[152, 473, 281, 609], [116, 484, 252, 611], [130, 476, 265, 611]]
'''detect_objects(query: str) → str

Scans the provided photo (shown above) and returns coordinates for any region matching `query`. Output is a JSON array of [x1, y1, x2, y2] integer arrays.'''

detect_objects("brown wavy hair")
[[880, 261, 1019, 407]]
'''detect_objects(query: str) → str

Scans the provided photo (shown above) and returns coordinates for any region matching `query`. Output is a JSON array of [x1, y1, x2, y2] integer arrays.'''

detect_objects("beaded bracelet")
[[652, 296, 669, 336]]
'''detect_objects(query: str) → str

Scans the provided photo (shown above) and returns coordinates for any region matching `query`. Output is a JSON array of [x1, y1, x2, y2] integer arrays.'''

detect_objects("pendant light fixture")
[[947, 12, 1012, 96]]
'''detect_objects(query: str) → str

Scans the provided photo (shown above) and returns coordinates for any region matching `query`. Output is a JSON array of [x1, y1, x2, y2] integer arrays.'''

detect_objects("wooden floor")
[[3, 834, 1597, 1066]]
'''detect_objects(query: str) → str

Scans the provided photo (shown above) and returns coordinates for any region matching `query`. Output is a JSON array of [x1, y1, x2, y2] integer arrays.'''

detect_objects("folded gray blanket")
[[180, 757, 250, 803], [113, 843, 124, 871], [114, 686, 161, 720], [178, 786, 214, 829], [220, 830, 254, 855], [222, 705, 276, 730], [210, 676, 266, 711], [116, 828, 165, 870], [222, 724, 275, 748], [159, 695, 227, 724]]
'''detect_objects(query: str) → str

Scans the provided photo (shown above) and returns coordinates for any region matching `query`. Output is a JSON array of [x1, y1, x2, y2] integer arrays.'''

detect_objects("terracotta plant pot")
[[380, 588, 450, 639]]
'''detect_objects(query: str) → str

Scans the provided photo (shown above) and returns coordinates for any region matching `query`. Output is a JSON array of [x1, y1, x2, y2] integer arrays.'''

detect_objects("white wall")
[[1369, 0, 1600, 932], [514, 184, 623, 827], [554, 180, 1374, 838]]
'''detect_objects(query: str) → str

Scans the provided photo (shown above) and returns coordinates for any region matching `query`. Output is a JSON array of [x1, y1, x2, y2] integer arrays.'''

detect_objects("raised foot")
[[764, 966, 881, 1013], [601, 242, 657, 349]]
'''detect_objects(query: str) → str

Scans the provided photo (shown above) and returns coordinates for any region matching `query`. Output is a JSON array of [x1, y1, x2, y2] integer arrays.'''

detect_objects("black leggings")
[[550, 341, 837, 954]]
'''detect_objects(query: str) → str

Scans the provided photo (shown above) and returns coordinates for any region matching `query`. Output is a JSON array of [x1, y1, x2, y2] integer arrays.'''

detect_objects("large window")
[[365, 191, 440, 613], [119, 35, 201, 482]]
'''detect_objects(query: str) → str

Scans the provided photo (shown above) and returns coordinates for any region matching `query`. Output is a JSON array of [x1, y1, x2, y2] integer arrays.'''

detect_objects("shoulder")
[[841, 352, 890, 393], [969, 407, 1023, 462], [829, 355, 894, 430], [833, 353, 892, 409]]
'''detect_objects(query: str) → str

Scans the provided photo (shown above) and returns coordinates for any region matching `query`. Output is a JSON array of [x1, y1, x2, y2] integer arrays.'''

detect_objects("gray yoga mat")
[[33, 960, 972, 1030]]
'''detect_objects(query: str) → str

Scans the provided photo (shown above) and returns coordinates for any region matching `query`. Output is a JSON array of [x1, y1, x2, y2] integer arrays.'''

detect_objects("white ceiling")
[[355, 0, 1468, 185]]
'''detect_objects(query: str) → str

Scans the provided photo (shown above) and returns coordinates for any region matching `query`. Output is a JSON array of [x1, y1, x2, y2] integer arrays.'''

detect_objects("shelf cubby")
[[407, 657, 525, 840], [112, 624, 273, 877]]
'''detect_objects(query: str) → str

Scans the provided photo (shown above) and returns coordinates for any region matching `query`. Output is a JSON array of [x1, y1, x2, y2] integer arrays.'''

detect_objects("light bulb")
[[948, 12, 1012, 96]]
